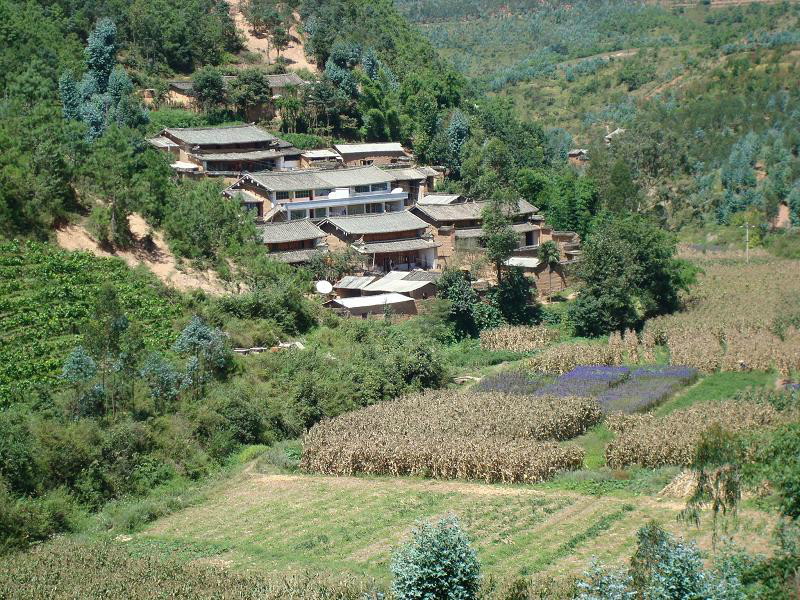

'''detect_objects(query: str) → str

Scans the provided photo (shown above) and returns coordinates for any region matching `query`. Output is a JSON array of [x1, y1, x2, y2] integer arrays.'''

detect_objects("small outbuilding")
[[324, 293, 417, 318]]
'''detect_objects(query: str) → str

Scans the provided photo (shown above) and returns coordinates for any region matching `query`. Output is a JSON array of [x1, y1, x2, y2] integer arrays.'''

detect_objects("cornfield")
[[605, 398, 792, 469], [524, 342, 622, 375], [479, 326, 561, 352], [301, 390, 600, 483], [644, 259, 800, 376]]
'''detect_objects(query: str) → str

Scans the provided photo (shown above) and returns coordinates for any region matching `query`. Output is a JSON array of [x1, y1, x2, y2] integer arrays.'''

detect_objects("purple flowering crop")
[[534, 366, 630, 398]]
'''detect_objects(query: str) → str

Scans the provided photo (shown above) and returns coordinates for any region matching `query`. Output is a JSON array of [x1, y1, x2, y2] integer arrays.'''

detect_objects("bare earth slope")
[[56, 214, 229, 295]]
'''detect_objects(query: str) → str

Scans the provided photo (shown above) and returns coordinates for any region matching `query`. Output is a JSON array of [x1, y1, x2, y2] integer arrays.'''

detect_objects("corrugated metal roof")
[[269, 248, 320, 263], [363, 279, 433, 294], [164, 125, 279, 147], [415, 199, 537, 222], [258, 219, 325, 244], [335, 275, 376, 290], [418, 194, 463, 205], [354, 238, 439, 254], [329, 293, 414, 309], [505, 257, 541, 269], [324, 210, 428, 235], [245, 165, 391, 192], [302, 149, 339, 159], [333, 142, 407, 155]]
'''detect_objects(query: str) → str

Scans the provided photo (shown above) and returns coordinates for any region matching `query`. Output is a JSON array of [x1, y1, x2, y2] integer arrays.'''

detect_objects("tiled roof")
[[353, 238, 439, 254], [163, 125, 281, 147], [302, 149, 339, 159], [419, 194, 463, 205], [323, 210, 429, 235], [333, 142, 407, 155], [454, 228, 483, 239], [383, 167, 426, 181], [402, 270, 441, 282], [266, 72, 307, 88], [269, 248, 320, 263], [417, 166, 439, 177], [245, 165, 391, 192], [512, 223, 539, 233], [192, 148, 300, 162], [258, 219, 325, 244], [415, 200, 537, 223]]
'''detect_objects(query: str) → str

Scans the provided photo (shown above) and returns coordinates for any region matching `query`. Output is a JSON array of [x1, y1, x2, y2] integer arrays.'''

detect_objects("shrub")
[[391, 515, 481, 600]]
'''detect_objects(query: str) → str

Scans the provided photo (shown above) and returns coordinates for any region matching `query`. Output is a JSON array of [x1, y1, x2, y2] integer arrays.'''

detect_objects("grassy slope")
[[134, 464, 773, 583], [400, 1, 800, 141]]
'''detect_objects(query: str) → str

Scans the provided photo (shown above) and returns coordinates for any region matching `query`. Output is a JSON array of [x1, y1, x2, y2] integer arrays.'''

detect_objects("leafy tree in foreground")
[[482, 191, 519, 284], [538, 240, 561, 298], [391, 515, 480, 600], [192, 67, 227, 112]]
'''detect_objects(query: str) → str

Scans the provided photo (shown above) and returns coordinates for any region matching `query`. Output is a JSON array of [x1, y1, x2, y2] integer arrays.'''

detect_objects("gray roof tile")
[[354, 238, 439, 254], [164, 125, 283, 147], [415, 199, 537, 223], [323, 211, 429, 235], [258, 219, 325, 244]]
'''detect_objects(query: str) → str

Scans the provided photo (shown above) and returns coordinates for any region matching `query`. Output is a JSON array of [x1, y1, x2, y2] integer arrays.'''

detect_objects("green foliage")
[[0, 240, 184, 404], [568, 215, 696, 336], [750, 423, 800, 520], [192, 67, 226, 112], [163, 180, 257, 261], [228, 69, 273, 117], [391, 515, 481, 600]]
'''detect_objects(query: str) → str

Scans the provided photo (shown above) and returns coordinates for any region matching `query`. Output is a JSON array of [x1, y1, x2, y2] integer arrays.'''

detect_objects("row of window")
[[287, 201, 403, 220], [274, 183, 389, 201]]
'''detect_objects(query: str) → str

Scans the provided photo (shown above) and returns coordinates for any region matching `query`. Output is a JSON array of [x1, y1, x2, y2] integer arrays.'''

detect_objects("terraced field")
[[137, 467, 775, 582]]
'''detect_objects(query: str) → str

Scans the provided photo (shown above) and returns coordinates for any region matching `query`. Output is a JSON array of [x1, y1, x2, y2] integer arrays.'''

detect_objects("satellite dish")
[[315, 280, 333, 294]]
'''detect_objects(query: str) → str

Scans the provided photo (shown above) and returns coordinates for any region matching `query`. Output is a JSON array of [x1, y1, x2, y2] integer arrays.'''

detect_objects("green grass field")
[[134, 465, 774, 583]]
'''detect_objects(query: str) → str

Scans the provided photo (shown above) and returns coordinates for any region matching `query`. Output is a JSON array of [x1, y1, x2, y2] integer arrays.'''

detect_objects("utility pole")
[[740, 221, 751, 263]]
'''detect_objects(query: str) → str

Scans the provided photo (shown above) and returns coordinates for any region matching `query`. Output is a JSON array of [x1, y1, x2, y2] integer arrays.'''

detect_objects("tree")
[[173, 316, 233, 399], [446, 109, 469, 174], [228, 68, 272, 118], [490, 266, 539, 325], [61, 346, 97, 407], [85, 18, 117, 94], [538, 240, 561, 298], [272, 26, 291, 58], [568, 215, 696, 336], [391, 515, 481, 600], [192, 67, 226, 112], [482, 191, 519, 283]]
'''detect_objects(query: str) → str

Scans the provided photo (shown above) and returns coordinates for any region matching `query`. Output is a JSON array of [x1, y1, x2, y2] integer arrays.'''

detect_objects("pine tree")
[[58, 73, 81, 121], [85, 18, 117, 94], [447, 109, 469, 173]]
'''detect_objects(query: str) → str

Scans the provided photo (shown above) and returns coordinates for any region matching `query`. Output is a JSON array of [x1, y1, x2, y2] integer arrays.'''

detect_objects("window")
[[370, 182, 388, 192], [349, 204, 365, 215], [289, 209, 307, 220], [295, 189, 311, 199], [367, 203, 384, 214], [275, 191, 290, 201], [355, 185, 370, 194], [361, 159, 374, 165], [311, 207, 327, 219], [315, 188, 332, 197]]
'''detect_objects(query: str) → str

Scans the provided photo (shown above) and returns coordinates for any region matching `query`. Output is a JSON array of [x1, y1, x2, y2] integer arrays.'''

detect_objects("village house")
[[323, 293, 417, 318], [418, 193, 465, 205], [412, 199, 542, 265], [568, 149, 589, 166], [164, 72, 307, 120], [299, 149, 342, 169], [319, 210, 439, 272], [223, 165, 435, 221], [148, 125, 301, 178], [257, 219, 327, 264], [333, 142, 412, 166], [334, 270, 439, 299]]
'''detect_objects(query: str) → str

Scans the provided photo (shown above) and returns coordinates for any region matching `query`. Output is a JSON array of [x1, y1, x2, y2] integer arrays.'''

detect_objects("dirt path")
[[229, 0, 317, 72], [56, 214, 231, 295]]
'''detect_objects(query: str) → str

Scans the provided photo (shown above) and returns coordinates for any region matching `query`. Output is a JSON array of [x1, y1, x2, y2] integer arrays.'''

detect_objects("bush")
[[391, 515, 481, 600]]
